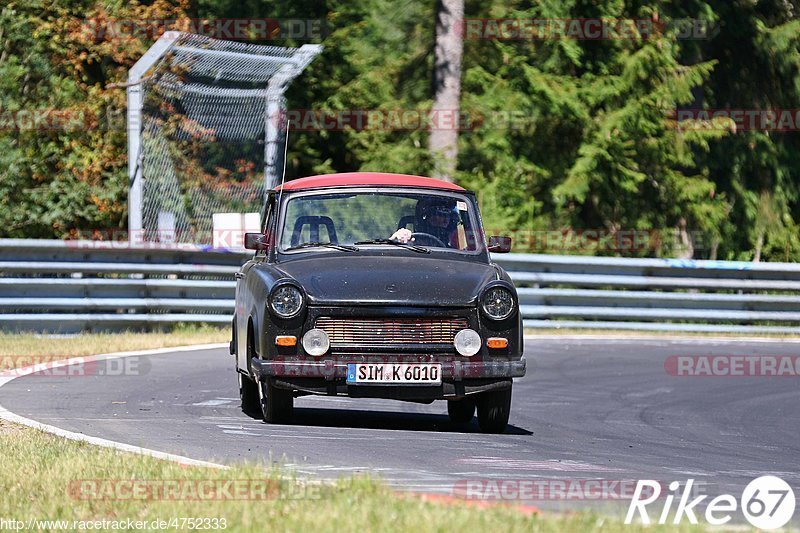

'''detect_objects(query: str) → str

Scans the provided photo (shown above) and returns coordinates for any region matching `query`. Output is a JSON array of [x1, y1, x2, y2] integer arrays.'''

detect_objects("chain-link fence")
[[129, 33, 321, 244]]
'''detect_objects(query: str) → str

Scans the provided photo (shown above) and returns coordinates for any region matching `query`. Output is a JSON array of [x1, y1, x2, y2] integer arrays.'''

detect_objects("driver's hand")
[[390, 228, 413, 243]]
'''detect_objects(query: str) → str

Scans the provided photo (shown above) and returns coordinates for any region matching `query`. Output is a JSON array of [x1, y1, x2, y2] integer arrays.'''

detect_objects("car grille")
[[315, 317, 469, 348]]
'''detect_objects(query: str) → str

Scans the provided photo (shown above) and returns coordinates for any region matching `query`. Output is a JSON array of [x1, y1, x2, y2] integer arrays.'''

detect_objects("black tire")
[[245, 326, 293, 423], [259, 377, 294, 424], [238, 326, 260, 416], [229, 318, 236, 355], [447, 397, 476, 424], [477, 386, 512, 434], [239, 373, 261, 416]]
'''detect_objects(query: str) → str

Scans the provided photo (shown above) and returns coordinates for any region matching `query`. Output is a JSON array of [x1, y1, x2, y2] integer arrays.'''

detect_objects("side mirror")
[[487, 235, 512, 253], [244, 232, 269, 251]]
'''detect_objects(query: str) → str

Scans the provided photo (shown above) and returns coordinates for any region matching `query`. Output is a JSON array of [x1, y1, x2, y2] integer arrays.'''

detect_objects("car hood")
[[267, 253, 499, 306]]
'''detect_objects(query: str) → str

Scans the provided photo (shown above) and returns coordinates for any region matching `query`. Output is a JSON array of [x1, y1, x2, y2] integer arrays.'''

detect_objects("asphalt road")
[[2, 337, 799, 517]]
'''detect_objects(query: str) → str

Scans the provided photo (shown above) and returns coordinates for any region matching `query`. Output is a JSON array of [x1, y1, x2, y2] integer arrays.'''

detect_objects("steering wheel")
[[410, 232, 446, 247]]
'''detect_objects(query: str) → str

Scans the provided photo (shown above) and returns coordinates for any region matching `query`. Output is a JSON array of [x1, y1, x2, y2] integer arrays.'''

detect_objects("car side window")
[[257, 195, 276, 257]]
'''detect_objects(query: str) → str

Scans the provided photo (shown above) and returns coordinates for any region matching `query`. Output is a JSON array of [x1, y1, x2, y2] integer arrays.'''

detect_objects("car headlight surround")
[[269, 282, 304, 318], [480, 284, 516, 320]]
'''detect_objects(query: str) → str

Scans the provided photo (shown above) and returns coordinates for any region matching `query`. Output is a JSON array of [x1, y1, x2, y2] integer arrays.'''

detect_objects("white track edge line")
[[0, 343, 229, 469]]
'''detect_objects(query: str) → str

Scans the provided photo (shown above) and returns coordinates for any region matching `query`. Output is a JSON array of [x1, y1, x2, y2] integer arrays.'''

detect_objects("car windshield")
[[279, 190, 483, 253]]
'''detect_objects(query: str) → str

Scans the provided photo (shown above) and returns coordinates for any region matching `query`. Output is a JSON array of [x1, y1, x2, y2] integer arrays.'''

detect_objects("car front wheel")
[[477, 386, 512, 434], [239, 373, 261, 416], [258, 377, 294, 424]]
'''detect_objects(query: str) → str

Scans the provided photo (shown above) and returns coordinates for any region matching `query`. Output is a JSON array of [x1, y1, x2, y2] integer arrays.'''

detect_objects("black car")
[[231, 172, 526, 433]]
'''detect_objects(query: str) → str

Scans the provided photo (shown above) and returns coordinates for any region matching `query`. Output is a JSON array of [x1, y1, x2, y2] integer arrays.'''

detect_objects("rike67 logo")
[[625, 476, 796, 529]]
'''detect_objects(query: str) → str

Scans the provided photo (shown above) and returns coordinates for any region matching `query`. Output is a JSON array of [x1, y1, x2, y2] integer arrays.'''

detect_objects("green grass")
[[0, 325, 228, 362], [0, 426, 721, 533]]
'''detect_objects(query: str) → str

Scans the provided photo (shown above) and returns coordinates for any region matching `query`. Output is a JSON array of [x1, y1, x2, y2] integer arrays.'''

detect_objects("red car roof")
[[276, 172, 466, 192]]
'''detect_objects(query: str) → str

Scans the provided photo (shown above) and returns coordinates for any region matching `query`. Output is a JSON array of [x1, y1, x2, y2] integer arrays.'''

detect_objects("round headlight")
[[270, 285, 303, 318], [454, 329, 482, 357], [482, 287, 515, 320], [302, 328, 330, 356]]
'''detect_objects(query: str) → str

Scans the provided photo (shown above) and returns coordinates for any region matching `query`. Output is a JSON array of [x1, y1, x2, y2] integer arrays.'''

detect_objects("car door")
[[236, 193, 276, 370]]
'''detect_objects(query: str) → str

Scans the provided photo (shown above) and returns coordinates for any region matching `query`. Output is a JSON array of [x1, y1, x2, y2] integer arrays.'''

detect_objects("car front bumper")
[[251, 357, 526, 380], [249, 357, 526, 400]]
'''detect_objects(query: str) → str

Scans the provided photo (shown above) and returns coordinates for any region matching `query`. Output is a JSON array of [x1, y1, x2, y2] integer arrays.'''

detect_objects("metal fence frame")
[[1, 239, 799, 334], [127, 32, 322, 234]]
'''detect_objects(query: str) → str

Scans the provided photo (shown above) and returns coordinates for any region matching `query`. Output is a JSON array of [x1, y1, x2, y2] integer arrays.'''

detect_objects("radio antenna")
[[276, 118, 290, 206], [280, 118, 290, 187]]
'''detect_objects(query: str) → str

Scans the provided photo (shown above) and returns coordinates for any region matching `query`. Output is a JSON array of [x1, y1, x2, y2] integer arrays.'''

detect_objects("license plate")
[[346, 363, 442, 385]]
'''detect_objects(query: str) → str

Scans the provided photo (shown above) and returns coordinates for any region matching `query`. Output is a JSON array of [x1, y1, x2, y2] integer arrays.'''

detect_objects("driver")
[[390, 197, 460, 247]]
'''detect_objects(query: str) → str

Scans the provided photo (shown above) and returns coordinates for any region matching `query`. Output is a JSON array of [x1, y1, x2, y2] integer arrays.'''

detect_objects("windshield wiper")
[[353, 238, 431, 254], [285, 241, 358, 252]]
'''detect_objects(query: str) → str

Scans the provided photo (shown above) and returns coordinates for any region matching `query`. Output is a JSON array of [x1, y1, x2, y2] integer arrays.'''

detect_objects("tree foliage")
[[0, 0, 798, 260]]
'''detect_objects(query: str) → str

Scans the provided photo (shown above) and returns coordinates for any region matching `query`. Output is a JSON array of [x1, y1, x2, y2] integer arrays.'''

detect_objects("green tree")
[[0, 0, 189, 238], [1, 0, 798, 262]]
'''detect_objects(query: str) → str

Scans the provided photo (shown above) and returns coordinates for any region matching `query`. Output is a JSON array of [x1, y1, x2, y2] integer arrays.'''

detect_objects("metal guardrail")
[[0, 239, 240, 332], [504, 253, 800, 333], [1, 240, 799, 334]]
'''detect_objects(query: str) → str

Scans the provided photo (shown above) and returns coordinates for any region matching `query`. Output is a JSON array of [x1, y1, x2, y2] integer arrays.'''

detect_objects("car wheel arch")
[[247, 302, 264, 350], [245, 317, 260, 374]]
